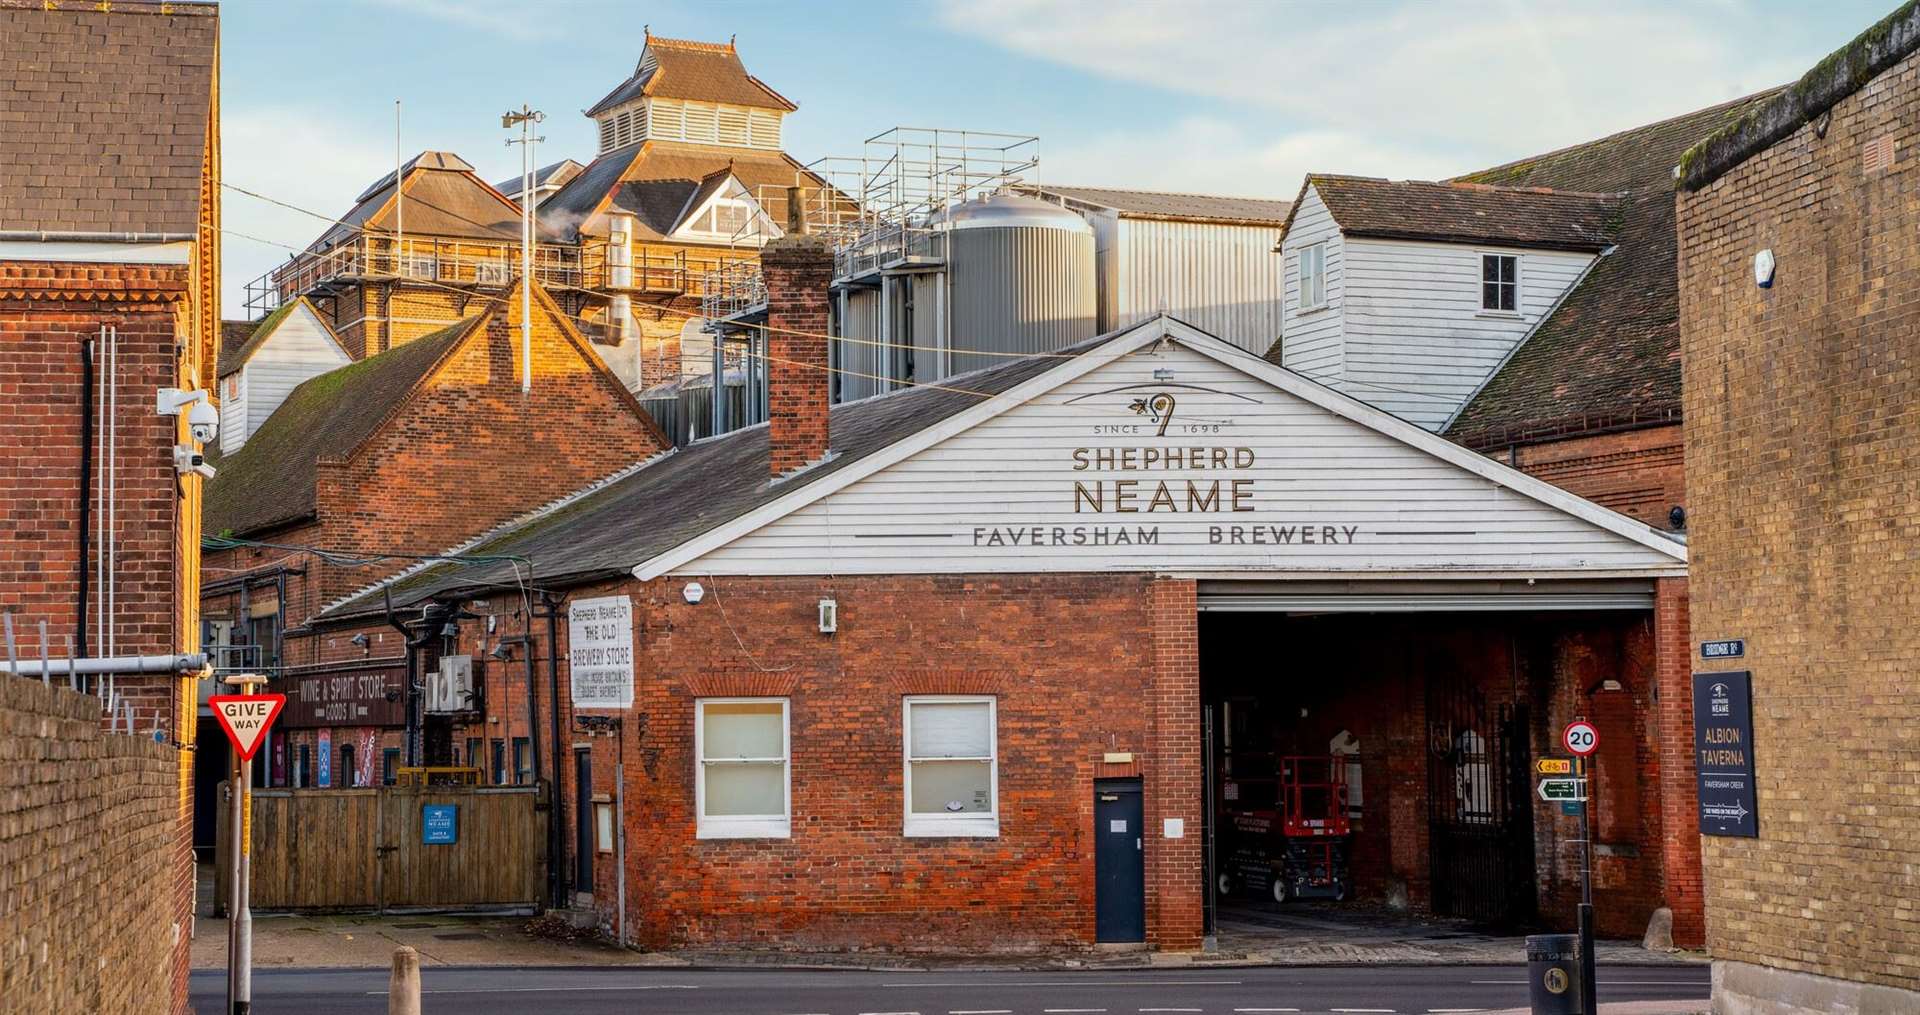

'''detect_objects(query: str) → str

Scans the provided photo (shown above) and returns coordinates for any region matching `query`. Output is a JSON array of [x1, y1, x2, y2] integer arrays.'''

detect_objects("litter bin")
[[1525, 933, 1584, 1014]]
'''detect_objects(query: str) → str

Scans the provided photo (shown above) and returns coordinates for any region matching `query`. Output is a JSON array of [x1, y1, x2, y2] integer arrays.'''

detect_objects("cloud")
[[941, 0, 1807, 164], [1039, 117, 1460, 199], [221, 107, 395, 318]]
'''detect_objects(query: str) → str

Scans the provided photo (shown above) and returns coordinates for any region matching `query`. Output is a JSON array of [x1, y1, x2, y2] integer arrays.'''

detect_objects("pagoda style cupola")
[[585, 32, 798, 156]]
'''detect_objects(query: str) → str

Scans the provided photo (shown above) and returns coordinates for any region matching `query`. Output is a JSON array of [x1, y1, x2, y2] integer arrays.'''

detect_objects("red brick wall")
[[553, 571, 1167, 953], [306, 294, 665, 604], [1497, 424, 1686, 533], [762, 236, 833, 476], [1678, 45, 1920, 991], [1, 261, 198, 1013]]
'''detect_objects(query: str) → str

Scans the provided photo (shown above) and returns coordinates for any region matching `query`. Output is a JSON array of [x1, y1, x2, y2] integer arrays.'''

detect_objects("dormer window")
[[1299, 241, 1327, 310], [1481, 254, 1518, 312]]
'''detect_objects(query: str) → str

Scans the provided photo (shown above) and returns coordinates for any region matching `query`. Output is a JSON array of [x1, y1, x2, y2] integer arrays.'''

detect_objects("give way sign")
[[209, 694, 286, 761]]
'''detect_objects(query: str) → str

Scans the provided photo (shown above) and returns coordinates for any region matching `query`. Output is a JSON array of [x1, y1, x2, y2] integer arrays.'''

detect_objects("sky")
[[220, 0, 1895, 317]]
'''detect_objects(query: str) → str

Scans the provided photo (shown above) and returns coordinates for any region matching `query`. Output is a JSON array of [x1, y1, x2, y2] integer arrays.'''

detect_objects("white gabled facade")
[[218, 299, 351, 454], [1276, 183, 1598, 431], [634, 317, 1686, 581]]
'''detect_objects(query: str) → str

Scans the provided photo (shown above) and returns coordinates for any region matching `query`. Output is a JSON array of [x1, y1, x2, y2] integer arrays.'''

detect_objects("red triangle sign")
[[209, 694, 286, 761]]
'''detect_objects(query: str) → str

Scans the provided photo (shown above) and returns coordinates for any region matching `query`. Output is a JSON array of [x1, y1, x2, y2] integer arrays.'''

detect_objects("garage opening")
[[1197, 586, 1662, 947]]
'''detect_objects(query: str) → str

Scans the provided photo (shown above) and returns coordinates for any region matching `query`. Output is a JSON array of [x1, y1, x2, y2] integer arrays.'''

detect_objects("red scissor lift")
[[1219, 753, 1353, 903]]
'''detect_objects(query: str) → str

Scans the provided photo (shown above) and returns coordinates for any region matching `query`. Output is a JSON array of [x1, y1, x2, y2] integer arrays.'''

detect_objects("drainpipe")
[[77, 339, 94, 660], [383, 589, 432, 768], [538, 592, 567, 907]]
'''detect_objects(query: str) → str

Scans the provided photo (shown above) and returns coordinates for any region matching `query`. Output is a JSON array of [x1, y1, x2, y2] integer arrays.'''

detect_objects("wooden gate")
[[217, 783, 544, 912]]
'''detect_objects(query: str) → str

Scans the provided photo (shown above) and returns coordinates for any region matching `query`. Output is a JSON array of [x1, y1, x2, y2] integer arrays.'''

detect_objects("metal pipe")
[[1, 653, 209, 676], [77, 338, 94, 658], [107, 326, 117, 659], [0, 230, 194, 243], [540, 593, 566, 907]]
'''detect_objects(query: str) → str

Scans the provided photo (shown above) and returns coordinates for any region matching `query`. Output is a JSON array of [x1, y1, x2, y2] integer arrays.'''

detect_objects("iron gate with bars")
[[1426, 674, 1535, 925]]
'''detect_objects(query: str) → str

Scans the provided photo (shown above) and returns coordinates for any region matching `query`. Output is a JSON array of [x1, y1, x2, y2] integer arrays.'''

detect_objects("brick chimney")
[[761, 232, 833, 476]]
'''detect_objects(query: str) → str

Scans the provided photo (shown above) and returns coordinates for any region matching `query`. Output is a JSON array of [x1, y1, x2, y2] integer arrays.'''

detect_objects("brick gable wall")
[[306, 298, 666, 605], [1678, 46, 1920, 992]]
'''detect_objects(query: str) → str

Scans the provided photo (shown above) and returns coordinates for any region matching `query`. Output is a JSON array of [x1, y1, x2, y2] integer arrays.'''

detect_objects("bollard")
[[388, 945, 421, 1015], [1525, 932, 1584, 1014]]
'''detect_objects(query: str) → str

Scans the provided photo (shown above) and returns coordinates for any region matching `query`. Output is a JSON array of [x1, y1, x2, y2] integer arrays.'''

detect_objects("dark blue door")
[[1095, 779, 1145, 942]]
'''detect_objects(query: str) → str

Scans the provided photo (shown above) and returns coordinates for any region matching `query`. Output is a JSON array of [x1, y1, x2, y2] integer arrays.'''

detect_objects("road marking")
[[954, 1010, 1014, 1014], [1332, 1009, 1396, 1013], [1139, 1009, 1202, 1013], [1235, 1009, 1301, 1013], [374, 985, 699, 995], [1429, 1010, 1486, 1013], [1044, 1009, 1108, 1013], [860, 1011, 921, 1015], [886, 981, 1243, 988]]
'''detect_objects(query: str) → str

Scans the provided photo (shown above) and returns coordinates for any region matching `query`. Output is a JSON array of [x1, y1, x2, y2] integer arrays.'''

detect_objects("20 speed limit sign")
[[1562, 720, 1599, 756]]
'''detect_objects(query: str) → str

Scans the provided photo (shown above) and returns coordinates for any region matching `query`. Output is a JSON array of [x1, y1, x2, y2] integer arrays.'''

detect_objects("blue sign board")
[[1701, 639, 1745, 659], [1692, 671, 1758, 838], [422, 804, 458, 845]]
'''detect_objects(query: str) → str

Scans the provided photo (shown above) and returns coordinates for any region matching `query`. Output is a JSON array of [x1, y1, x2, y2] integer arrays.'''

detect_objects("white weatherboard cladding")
[[677, 341, 1683, 577], [240, 303, 351, 444], [1113, 218, 1283, 355], [1277, 185, 1345, 380], [1339, 237, 1592, 429], [218, 370, 247, 455]]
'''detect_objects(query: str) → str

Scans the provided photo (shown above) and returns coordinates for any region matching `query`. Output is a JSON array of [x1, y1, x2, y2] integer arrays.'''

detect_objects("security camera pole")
[[210, 674, 286, 1015]]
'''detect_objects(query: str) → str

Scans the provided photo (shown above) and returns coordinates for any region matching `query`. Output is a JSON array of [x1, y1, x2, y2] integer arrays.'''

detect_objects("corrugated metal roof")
[[1022, 184, 1292, 225]]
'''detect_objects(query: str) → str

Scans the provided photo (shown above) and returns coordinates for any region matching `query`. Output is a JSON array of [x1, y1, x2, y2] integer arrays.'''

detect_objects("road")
[[191, 963, 1709, 1014]]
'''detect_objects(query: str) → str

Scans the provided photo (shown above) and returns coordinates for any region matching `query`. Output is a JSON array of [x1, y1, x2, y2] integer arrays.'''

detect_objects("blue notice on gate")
[[422, 803, 458, 845], [1692, 671, 1758, 837]]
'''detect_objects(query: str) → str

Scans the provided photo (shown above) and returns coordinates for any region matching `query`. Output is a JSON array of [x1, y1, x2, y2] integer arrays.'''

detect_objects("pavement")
[[189, 964, 1712, 1015], [193, 902, 1706, 973]]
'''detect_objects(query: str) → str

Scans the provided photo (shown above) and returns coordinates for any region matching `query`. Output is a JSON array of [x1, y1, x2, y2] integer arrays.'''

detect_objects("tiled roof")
[[220, 320, 258, 375], [1442, 91, 1787, 447], [204, 317, 481, 536], [1456, 90, 1783, 192], [1020, 185, 1292, 225], [1679, 2, 1920, 190], [319, 328, 1130, 619], [1299, 175, 1620, 252], [585, 36, 796, 117], [539, 141, 816, 242], [0, 1, 216, 236], [314, 151, 533, 249], [495, 159, 586, 199]]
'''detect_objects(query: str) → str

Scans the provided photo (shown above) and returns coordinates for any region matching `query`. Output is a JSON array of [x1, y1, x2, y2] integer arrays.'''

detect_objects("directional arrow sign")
[[1537, 777, 1587, 802], [210, 694, 286, 762], [1536, 758, 1574, 775]]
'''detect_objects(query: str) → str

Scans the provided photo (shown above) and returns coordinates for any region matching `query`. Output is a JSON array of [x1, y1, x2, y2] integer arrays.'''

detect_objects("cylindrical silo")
[[937, 192, 1096, 376]]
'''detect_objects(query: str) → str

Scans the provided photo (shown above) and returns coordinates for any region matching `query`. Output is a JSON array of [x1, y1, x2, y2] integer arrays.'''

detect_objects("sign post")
[[1561, 719, 1600, 1013], [210, 676, 285, 1015]]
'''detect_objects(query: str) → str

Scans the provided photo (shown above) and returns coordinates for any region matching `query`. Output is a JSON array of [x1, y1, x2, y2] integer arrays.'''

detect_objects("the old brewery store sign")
[[638, 320, 1688, 581]]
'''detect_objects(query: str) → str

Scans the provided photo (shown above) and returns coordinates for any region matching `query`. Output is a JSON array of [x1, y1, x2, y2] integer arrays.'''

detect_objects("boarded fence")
[[216, 784, 543, 912]]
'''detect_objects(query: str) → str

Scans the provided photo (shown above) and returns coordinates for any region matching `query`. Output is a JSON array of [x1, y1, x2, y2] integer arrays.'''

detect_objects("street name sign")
[[1536, 758, 1574, 775], [1537, 777, 1587, 802], [209, 694, 285, 761], [1701, 639, 1745, 659], [1693, 671, 1759, 837], [1562, 720, 1599, 756]]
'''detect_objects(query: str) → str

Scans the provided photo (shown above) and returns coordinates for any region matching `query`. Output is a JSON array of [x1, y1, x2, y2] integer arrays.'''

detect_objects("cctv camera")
[[188, 399, 219, 444]]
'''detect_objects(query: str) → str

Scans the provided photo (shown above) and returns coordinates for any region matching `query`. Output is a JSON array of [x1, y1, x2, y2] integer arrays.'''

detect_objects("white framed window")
[[902, 696, 998, 837], [1298, 241, 1327, 310], [1481, 253, 1519, 313], [695, 698, 790, 839]]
